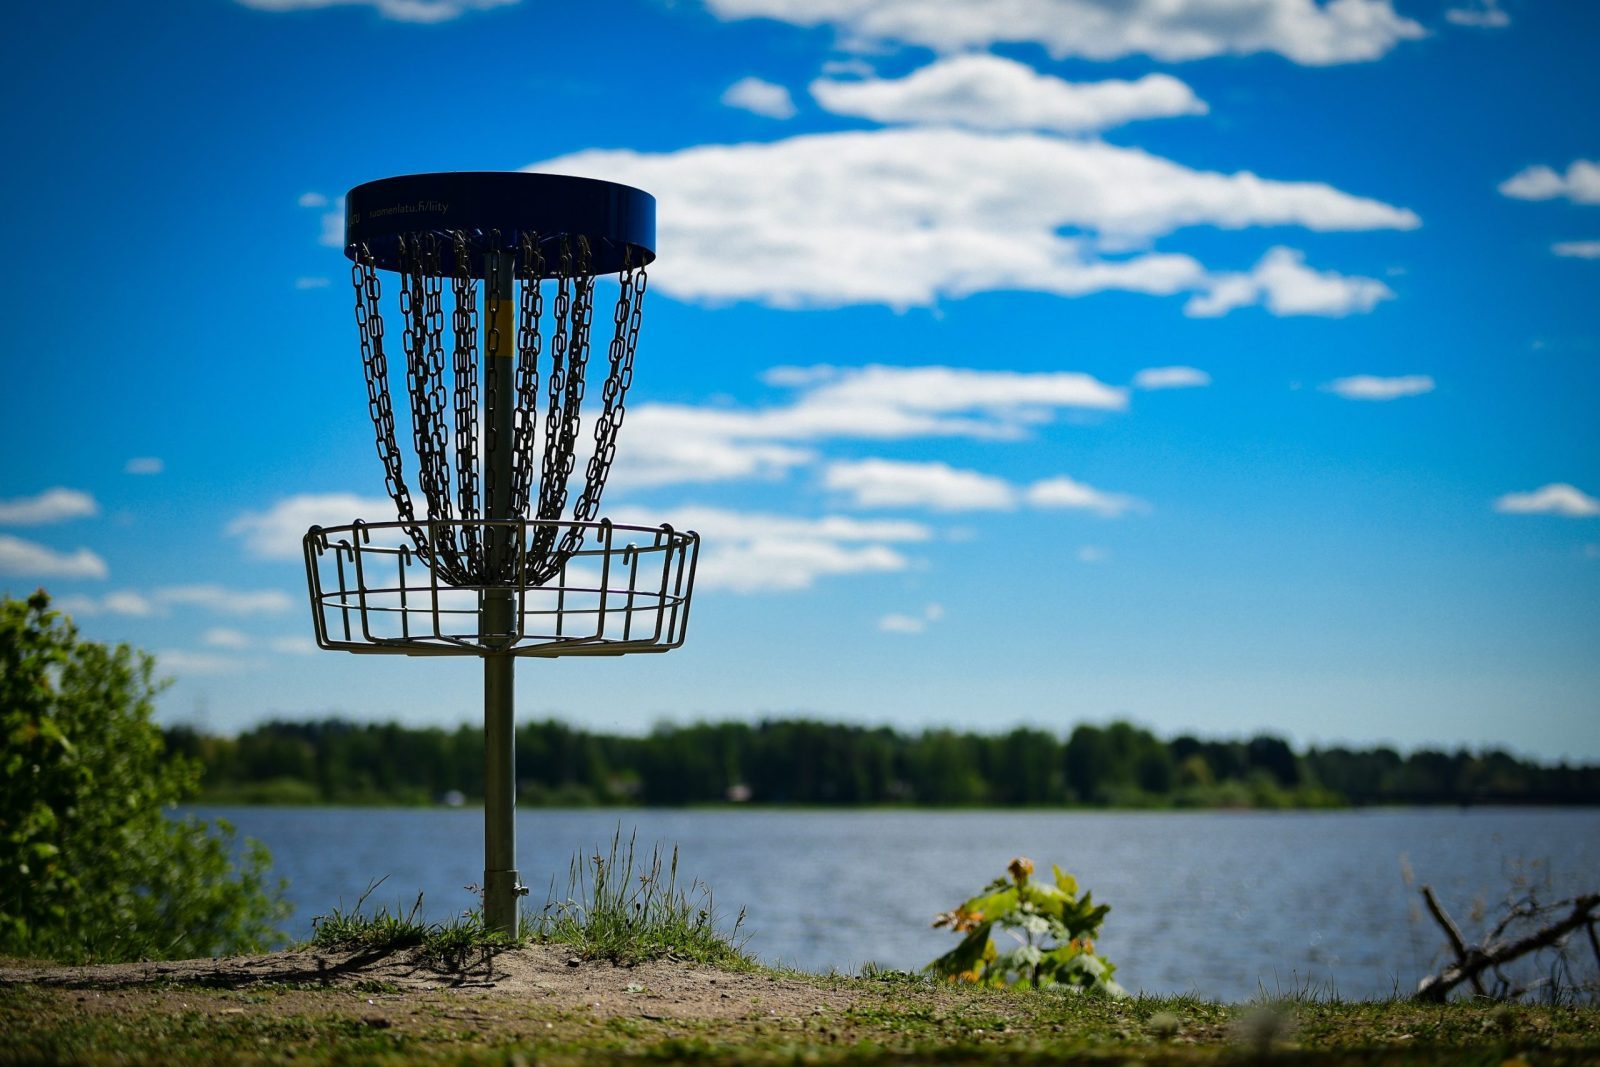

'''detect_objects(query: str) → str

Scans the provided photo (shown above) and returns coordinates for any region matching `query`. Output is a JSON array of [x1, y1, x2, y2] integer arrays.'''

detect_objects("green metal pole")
[[482, 251, 521, 938]]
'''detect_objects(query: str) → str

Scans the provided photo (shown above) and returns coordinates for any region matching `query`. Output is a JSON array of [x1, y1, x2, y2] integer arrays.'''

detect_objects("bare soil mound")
[[0, 943, 857, 1022]]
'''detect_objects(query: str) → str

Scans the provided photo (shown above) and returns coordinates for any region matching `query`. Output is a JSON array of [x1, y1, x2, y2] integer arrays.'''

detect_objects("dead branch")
[[1415, 890, 1600, 1002], [1420, 885, 1487, 997]]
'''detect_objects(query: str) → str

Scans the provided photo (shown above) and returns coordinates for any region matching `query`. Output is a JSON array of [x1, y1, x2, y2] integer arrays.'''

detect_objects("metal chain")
[[510, 232, 545, 524], [398, 234, 464, 582], [350, 244, 426, 554], [556, 249, 645, 564], [355, 230, 648, 587], [449, 231, 482, 569]]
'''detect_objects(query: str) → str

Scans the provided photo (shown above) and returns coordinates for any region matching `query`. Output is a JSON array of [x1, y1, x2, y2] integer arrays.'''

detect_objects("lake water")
[[199, 806, 1600, 1002]]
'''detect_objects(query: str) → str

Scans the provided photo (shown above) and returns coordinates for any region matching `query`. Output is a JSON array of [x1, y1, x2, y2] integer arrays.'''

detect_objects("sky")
[[1, 0, 1596, 759]]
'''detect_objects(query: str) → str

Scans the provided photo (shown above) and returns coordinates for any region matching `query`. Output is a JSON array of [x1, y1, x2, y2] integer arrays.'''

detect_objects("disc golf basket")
[[301, 172, 699, 936]]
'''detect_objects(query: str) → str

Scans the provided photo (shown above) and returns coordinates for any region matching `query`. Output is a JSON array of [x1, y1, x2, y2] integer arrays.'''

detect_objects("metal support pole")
[[482, 251, 522, 938]]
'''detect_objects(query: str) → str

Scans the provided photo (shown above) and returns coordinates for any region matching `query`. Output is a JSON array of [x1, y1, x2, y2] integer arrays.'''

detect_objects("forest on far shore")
[[164, 717, 1600, 809]]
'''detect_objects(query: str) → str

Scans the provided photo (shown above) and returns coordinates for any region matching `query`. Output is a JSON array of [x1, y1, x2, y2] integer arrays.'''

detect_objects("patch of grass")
[[530, 827, 751, 968], [309, 879, 515, 968]]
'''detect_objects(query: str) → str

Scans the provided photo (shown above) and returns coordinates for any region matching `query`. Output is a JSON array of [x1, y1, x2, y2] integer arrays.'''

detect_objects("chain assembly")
[[349, 230, 647, 587]]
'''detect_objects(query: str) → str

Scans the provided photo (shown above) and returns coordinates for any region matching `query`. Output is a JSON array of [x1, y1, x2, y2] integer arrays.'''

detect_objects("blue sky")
[[2, 0, 1596, 759]]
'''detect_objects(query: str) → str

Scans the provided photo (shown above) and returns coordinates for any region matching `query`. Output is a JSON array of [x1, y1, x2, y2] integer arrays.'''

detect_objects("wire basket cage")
[[304, 519, 697, 658]]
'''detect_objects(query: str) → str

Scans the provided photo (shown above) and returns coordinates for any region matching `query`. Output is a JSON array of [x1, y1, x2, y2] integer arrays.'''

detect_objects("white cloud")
[[50, 586, 291, 617], [704, 0, 1425, 65], [534, 128, 1416, 312], [613, 364, 1127, 488], [878, 603, 943, 634], [825, 459, 1016, 510], [297, 191, 329, 207], [228, 493, 396, 560], [296, 276, 331, 289], [1552, 241, 1600, 260], [614, 411, 816, 489], [269, 635, 320, 655], [203, 627, 252, 650], [1322, 374, 1435, 400], [156, 585, 296, 615], [0, 536, 109, 579], [124, 457, 164, 475], [1498, 161, 1600, 204], [1133, 366, 1211, 390], [722, 76, 798, 119], [810, 55, 1207, 133], [236, 0, 518, 23], [1026, 476, 1144, 517], [1445, 0, 1510, 28], [155, 650, 253, 677], [0, 488, 98, 525], [1076, 545, 1109, 564], [1493, 484, 1600, 518], [53, 591, 156, 617], [319, 210, 344, 247], [822, 458, 1144, 516], [1185, 246, 1395, 318], [610, 505, 929, 593]]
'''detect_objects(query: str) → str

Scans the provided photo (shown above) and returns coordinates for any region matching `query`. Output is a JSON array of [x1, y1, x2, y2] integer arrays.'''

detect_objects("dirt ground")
[[0, 943, 859, 1024]]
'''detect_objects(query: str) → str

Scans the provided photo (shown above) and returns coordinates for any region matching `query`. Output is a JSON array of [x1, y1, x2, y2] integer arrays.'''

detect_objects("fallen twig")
[[1415, 890, 1600, 1002]]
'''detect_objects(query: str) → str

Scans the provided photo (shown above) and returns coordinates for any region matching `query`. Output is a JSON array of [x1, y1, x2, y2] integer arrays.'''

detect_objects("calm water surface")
[[199, 806, 1600, 1001]]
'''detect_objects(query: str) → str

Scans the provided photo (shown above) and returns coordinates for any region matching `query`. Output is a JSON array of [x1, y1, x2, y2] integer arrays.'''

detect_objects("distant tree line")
[[163, 717, 1600, 809]]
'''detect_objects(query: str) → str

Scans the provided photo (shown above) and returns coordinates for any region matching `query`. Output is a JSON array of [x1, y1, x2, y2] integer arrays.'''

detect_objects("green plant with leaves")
[[0, 590, 287, 962], [928, 856, 1125, 995]]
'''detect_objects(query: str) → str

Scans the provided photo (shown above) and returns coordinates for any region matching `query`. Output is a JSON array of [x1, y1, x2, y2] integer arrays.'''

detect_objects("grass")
[[528, 827, 751, 967], [309, 829, 750, 970], [309, 879, 516, 970]]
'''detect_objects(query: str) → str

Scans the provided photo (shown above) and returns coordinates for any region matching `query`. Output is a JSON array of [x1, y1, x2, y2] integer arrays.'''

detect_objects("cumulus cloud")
[[1493, 484, 1600, 518], [297, 191, 329, 208], [0, 536, 109, 579], [319, 210, 344, 247], [1552, 241, 1600, 259], [155, 585, 296, 615], [228, 493, 396, 560], [825, 459, 1016, 510], [51, 586, 291, 617], [534, 128, 1416, 312], [878, 602, 944, 634], [1133, 366, 1211, 390], [1445, 0, 1510, 28], [610, 505, 929, 593], [124, 457, 164, 475], [1184, 246, 1395, 318], [810, 54, 1207, 133], [612, 364, 1126, 489], [1026, 476, 1145, 516], [823, 458, 1144, 516], [1498, 160, 1600, 204], [722, 76, 798, 119], [203, 627, 252, 650], [0, 488, 98, 525], [705, 0, 1424, 64], [236, 0, 517, 23], [53, 591, 156, 617], [1322, 374, 1435, 400], [155, 650, 254, 677]]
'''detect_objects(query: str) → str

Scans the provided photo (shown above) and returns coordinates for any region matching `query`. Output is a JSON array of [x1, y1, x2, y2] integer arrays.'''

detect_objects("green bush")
[[928, 856, 1124, 995], [0, 591, 288, 962]]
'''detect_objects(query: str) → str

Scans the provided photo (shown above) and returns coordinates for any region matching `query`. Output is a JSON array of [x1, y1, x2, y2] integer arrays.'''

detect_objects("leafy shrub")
[[0, 591, 288, 962], [928, 856, 1125, 995]]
